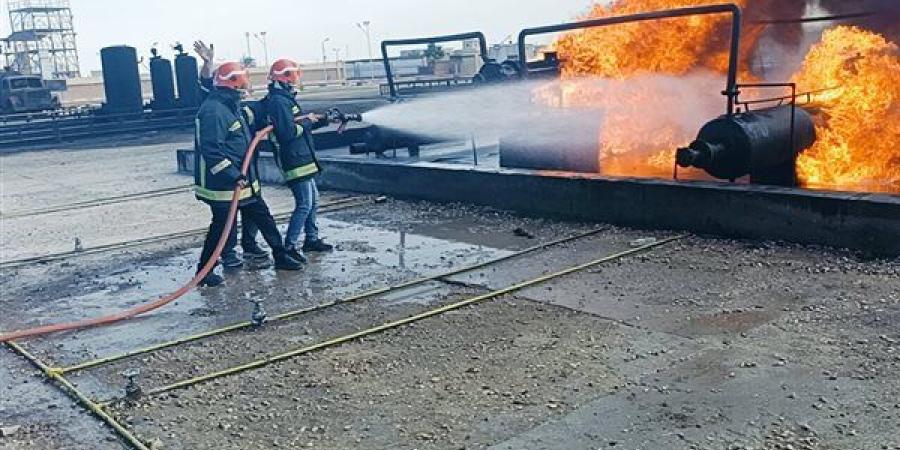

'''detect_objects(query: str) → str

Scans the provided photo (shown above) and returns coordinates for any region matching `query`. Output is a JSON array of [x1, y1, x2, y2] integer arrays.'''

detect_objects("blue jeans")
[[285, 179, 319, 248]]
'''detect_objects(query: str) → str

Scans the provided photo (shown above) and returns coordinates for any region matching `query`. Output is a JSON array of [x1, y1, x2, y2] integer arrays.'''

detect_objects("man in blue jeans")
[[192, 61, 303, 287], [264, 59, 334, 262]]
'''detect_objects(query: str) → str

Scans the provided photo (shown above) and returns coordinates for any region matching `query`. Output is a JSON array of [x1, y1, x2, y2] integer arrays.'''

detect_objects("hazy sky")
[[1, 0, 598, 73]]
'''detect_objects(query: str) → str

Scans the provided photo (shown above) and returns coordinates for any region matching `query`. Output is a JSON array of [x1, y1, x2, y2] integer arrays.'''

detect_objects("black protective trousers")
[[198, 197, 286, 272]]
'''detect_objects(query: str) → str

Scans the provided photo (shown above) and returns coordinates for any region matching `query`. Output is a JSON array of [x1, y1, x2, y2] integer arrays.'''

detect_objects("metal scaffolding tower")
[[2, 0, 80, 79]]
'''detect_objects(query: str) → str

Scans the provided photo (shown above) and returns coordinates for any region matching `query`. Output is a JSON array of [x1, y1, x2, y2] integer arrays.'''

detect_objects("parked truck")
[[0, 71, 61, 114]]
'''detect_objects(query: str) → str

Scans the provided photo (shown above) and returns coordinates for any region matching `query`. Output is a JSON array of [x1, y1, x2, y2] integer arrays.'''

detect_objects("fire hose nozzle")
[[327, 108, 363, 124], [327, 108, 363, 134]]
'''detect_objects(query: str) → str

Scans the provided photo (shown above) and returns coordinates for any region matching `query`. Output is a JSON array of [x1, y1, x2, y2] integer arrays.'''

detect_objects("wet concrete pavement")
[[2, 134, 899, 450], [19, 217, 514, 370]]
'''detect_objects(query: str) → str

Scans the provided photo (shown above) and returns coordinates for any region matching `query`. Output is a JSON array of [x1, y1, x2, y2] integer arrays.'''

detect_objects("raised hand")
[[193, 40, 215, 64]]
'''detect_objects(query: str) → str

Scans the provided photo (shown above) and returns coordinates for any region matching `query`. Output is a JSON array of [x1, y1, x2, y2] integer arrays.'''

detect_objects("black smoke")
[[817, 0, 900, 42]]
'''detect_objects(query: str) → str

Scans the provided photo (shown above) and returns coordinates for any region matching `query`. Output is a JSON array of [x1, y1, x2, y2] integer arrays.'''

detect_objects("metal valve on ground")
[[122, 368, 142, 400], [249, 298, 268, 328]]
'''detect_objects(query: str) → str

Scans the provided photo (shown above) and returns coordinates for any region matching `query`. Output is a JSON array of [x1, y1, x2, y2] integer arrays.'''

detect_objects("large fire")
[[547, 0, 900, 193], [793, 27, 900, 192], [555, 0, 751, 79]]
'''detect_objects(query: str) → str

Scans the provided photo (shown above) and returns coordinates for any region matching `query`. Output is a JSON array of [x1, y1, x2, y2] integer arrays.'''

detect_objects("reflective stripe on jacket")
[[264, 84, 329, 184], [193, 88, 262, 205]]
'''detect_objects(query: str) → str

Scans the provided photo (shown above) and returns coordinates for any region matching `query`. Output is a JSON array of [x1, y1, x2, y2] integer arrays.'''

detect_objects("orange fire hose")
[[0, 126, 275, 343]]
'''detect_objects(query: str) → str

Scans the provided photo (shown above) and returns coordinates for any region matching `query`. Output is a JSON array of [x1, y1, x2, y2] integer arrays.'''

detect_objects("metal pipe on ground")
[[59, 227, 609, 374], [131, 235, 687, 398], [5, 341, 150, 450], [0, 197, 369, 270]]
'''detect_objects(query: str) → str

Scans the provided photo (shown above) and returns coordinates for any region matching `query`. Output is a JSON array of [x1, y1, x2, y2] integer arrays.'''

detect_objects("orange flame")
[[792, 26, 900, 193], [544, 0, 900, 193], [555, 0, 753, 79], [546, 0, 747, 179]]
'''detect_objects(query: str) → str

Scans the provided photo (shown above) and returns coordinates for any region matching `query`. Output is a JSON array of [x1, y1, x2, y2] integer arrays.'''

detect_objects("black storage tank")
[[676, 105, 817, 186], [175, 52, 200, 108], [349, 126, 446, 157], [499, 109, 604, 173], [100, 45, 143, 114], [149, 48, 176, 110]]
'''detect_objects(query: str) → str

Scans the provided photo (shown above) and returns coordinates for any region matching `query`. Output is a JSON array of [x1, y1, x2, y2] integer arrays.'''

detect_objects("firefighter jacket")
[[199, 77, 268, 144], [193, 88, 263, 205], [264, 84, 330, 184]]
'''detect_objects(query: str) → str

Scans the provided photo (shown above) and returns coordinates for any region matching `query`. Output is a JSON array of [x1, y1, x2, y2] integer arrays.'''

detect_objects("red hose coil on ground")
[[0, 126, 275, 343]]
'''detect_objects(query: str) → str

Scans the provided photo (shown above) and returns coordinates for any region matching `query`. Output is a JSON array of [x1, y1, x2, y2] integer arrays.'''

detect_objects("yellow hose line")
[[147, 235, 686, 397], [5, 341, 150, 450], [61, 227, 608, 374], [0, 197, 368, 270]]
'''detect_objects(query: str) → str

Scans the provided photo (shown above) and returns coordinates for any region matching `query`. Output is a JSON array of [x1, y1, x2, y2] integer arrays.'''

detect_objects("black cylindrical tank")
[[676, 105, 817, 186], [100, 46, 143, 114], [349, 125, 447, 157], [175, 53, 200, 108], [499, 109, 603, 173], [149, 51, 176, 110]]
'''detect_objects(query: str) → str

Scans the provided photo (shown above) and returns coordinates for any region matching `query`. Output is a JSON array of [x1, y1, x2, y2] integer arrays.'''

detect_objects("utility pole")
[[356, 21, 375, 83], [321, 37, 331, 81]]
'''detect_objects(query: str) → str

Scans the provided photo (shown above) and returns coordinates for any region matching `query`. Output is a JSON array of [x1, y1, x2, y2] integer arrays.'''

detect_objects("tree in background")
[[423, 43, 445, 73]]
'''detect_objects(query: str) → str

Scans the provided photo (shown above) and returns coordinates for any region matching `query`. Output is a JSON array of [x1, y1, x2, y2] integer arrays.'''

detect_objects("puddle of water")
[[19, 217, 512, 366]]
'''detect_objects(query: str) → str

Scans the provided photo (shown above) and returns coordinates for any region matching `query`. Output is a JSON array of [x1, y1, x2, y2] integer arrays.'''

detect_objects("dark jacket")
[[199, 77, 268, 140], [264, 84, 329, 184], [193, 88, 262, 205]]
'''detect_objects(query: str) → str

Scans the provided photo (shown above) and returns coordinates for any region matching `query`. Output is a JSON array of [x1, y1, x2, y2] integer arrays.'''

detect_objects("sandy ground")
[[1, 135, 899, 450]]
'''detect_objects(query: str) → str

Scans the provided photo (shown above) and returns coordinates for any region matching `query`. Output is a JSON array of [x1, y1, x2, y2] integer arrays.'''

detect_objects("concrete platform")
[[5, 136, 900, 449], [176, 148, 900, 256]]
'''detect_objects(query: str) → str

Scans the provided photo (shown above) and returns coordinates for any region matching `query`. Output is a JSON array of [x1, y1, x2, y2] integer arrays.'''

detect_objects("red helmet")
[[213, 62, 250, 90], [269, 59, 302, 84]]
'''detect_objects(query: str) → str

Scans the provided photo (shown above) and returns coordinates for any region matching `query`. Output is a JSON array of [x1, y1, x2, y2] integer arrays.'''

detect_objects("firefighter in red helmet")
[[193, 60, 302, 287], [194, 40, 272, 270]]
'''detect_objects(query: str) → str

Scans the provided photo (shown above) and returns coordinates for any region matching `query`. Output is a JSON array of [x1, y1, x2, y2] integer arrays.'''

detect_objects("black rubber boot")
[[285, 247, 309, 264], [302, 239, 334, 253], [243, 245, 270, 261], [198, 272, 225, 287], [220, 252, 243, 269], [274, 252, 303, 271]]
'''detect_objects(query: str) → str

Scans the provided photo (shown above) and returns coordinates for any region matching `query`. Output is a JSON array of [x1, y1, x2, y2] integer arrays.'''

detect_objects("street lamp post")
[[356, 21, 375, 83], [253, 31, 269, 67], [333, 48, 343, 84], [321, 37, 331, 82], [244, 32, 254, 66]]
